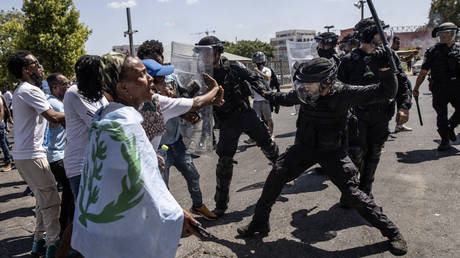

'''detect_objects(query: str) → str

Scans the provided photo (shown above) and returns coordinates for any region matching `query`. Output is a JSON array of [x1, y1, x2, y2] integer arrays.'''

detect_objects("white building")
[[112, 44, 140, 56], [270, 30, 316, 62]]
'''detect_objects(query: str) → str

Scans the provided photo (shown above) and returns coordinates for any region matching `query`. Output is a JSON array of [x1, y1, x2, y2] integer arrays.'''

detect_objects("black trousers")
[[348, 111, 390, 194], [431, 85, 460, 140], [49, 159, 75, 235], [252, 143, 400, 238], [214, 109, 278, 210]]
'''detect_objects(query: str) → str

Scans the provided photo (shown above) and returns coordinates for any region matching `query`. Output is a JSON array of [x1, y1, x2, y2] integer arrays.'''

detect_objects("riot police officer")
[[338, 18, 412, 198], [339, 32, 360, 54], [195, 36, 279, 217], [413, 22, 460, 151], [315, 32, 341, 64], [237, 58, 407, 256]]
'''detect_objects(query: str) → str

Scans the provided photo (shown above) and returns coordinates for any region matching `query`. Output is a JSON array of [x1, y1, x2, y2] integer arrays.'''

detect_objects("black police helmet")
[[432, 22, 458, 38], [354, 17, 388, 43], [294, 58, 337, 86], [316, 32, 339, 46], [196, 36, 224, 53]]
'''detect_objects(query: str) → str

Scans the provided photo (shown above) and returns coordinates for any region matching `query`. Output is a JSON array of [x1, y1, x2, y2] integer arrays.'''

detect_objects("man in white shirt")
[[245, 51, 275, 144], [7, 50, 65, 257]]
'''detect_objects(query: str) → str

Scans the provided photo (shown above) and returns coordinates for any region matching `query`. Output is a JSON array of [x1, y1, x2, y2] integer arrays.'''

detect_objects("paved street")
[[1, 76, 459, 257]]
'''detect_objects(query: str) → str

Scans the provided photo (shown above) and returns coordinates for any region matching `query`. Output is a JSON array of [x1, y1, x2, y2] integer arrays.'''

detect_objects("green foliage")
[[79, 121, 144, 227], [17, 0, 92, 78], [224, 39, 275, 59], [428, 0, 460, 27], [0, 8, 25, 90]]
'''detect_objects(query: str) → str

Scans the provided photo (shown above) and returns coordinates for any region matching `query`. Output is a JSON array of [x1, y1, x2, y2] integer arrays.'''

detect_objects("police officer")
[[413, 22, 460, 151], [315, 32, 341, 64], [339, 32, 360, 54], [195, 36, 279, 217], [237, 58, 407, 256], [338, 18, 412, 199]]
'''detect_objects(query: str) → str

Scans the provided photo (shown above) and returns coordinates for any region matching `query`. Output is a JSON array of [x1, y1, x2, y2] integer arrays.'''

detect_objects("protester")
[[141, 59, 222, 220], [0, 93, 12, 172], [46, 73, 75, 237], [7, 50, 65, 257], [71, 53, 203, 258], [63, 55, 109, 198]]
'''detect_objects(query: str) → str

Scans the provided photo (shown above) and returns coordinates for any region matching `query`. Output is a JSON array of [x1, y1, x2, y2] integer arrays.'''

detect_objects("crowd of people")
[[2, 17, 459, 258]]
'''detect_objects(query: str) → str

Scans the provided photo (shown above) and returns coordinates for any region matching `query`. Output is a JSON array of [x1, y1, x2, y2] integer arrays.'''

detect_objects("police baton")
[[366, 0, 397, 73], [414, 95, 424, 126]]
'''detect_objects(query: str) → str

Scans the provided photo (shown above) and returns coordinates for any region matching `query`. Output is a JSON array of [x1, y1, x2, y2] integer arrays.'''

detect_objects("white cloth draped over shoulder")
[[72, 102, 183, 258]]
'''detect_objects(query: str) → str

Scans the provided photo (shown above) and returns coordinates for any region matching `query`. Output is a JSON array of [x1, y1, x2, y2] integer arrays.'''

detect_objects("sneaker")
[[394, 125, 412, 133], [31, 238, 46, 257], [190, 204, 218, 220], [1, 162, 12, 172], [244, 138, 256, 144], [437, 139, 451, 151], [388, 233, 408, 256], [45, 242, 59, 258], [237, 221, 270, 238]]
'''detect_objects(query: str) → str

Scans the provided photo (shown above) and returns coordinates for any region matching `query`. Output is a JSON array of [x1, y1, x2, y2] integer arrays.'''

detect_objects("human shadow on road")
[[396, 146, 460, 164], [275, 131, 296, 139], [0, 235, 33, 258], [0, 180, 26, 188], [0, 206, 34, 222], [0, 192, 25, 203], [197, 204, 256, 229], [204, 233, 389, 257], [236, 168, 328, 196], [290, 205, 367, 244]]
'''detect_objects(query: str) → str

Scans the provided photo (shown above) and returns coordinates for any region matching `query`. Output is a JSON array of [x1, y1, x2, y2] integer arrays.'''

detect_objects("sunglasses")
[[60, 81, 72, 87], [28, 60, 41, 67]]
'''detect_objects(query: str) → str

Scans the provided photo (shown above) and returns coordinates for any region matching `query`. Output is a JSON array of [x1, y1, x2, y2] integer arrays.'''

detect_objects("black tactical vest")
[[429, 44, 460, 86], [296, 91, 349, 151]]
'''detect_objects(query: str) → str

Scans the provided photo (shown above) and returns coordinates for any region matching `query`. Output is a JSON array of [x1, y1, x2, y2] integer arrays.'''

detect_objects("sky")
[[1, 0, 433, 55]]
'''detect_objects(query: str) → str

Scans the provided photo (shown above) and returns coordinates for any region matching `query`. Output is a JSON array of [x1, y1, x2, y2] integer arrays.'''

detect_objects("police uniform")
[[238, 58, 407, 256], [422, 43, 460, 142], [338, 46, 412, 196], [212, 56, 279, 214]]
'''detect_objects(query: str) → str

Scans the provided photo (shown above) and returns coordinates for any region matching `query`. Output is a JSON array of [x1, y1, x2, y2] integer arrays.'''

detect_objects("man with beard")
[[7, 50, 65, 257]]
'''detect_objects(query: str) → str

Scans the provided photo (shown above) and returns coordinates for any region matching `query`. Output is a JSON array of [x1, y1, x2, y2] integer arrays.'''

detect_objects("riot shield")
[[286, 40, 319, 83], [170, 41, 215, 155]]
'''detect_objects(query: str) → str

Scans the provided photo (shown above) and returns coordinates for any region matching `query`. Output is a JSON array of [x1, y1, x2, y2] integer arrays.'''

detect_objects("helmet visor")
[[294, 80, 321, 105], [437, 29, 457, 43]]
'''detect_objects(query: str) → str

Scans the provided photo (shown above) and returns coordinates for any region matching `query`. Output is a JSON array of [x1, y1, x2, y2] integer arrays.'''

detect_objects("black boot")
[[237, 221, 270, 237], [437, 138, 451, 151], [448, 122, 457, 142], [214, 156, 234, 217], [388, 233, 408, 256]]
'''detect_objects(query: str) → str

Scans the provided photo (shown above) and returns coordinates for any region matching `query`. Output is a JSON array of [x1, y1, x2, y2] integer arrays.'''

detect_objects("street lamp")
[[324, 25, 334, 33], [354, 0, 366, 20]]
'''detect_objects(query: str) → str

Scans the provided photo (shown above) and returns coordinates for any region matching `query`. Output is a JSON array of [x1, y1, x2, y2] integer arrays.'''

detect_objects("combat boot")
[[437, 138, 451, 151], [448, 123, 457, 142], [388, 233, 408, 256], [214, 156, 234, 217], [237, 221, 270, 238]]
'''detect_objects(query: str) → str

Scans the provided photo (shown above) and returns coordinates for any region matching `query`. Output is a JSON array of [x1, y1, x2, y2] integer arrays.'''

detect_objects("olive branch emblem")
[[78, 121, 145, 227]]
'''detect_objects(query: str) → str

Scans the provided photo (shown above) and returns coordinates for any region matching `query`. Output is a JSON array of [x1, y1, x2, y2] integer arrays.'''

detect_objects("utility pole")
[[354, 0, 366, 20], [324, 25, 334, 32], [124, 8, 138, 55]]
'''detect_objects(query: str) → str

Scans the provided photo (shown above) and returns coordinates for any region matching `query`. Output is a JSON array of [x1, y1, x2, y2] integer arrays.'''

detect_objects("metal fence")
[[267, 60, 292, 86]]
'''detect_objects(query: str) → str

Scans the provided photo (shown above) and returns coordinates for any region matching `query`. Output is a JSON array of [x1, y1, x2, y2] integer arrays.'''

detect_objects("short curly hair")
[[7, 50, 31, 79], [137, 40, 163, 60], [75, 55, 104, 102]]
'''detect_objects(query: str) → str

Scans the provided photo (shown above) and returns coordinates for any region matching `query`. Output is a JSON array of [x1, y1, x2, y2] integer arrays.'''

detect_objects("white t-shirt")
[[253, 67, 271, 102], [150, 94, 193, 150], [4, 91, 13, 109], [63, 85, 108, 178], [12, 81, 51, 160]]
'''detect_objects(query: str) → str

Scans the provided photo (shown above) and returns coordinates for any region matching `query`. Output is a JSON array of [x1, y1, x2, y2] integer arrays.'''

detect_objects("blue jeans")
[[69, 175, 81, 200], [0, 122, 11, 163], [163, 138, 203, 208]]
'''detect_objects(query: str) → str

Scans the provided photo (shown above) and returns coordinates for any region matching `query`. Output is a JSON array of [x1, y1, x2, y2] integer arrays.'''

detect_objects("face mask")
[[317, 48, 335, 59], [256, 63, 264, 70]]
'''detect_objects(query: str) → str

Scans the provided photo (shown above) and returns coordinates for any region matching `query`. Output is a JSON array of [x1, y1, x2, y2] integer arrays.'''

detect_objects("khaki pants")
[[16, 158, 61, 245]]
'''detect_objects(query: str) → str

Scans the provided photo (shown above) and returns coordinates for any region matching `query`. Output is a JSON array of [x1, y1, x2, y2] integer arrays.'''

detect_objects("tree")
[[428, 0, 460, 27], [17, 0, 92, 78], [224, 40, 275, 60], [0, 8, 25, 90]]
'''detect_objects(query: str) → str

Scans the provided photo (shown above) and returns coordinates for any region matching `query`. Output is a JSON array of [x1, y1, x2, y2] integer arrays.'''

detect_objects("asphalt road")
[[1, 76, 459, 257]]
